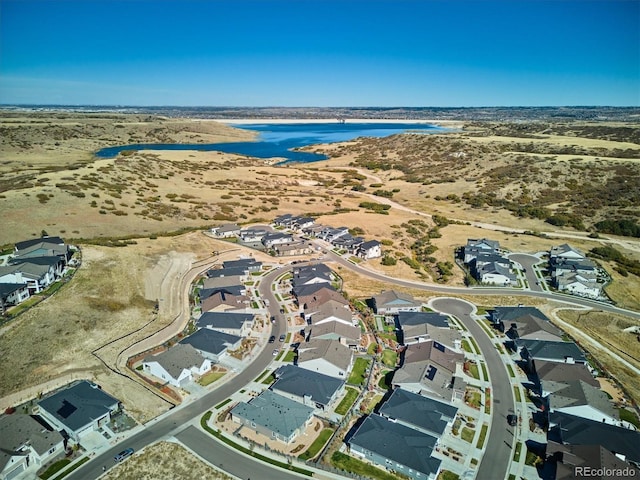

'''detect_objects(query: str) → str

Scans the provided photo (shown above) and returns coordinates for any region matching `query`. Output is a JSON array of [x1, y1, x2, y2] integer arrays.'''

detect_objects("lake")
[[95, 122, 447, 163]]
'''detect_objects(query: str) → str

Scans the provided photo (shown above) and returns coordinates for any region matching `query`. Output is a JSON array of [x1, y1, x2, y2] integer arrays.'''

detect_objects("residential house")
[[273, 214, 294, 227], [297, 339, 353, 379], [199, 285, 246, 302], [395, 312, 461, 350], [239, 229, 268, 243], [14, 237, 70, 264], [271, 365, 345, 410], [0, 414, 65, 480], [472, 253, 516, 286], [518, 339, 587, 370], [462, 238, 500, 264], [292, 264, 333, 287], [206, 267, 248, 280], [357, 240, 382, 259], [309, 321, 361, 347], [210, 223, 240, 238], [319, 226, 349, 243], [296, 285, 348, 314], [230, 390, 314, 444], [37, 380, 120, 443], [372, 290, 422, 315], [378, 388, 458, 437], [292, 282, 333, 301], [347, 414, 442, 480], [222, 258, 262, 272], [550, 258, 598, 279], [547, 411, 640, 464], [306, 299, 354, 326], [546, 379, 620, 425], [202, 275, 245, 291], [292, 217, 315, 230], [546, 443, 640, 480], [0, 283, 30, 311], [142, 343, 211, 387], [528, 359, 598, 397], [274, 241, 313, 256], [489, 306, 564, 342], [262, 233, 293, 248], [556, 274, 602, 299], [200, 291, 250, 313], [14, 236, 66, 253], [179, 328, 242, 362], [0, 262, 56, 294], [392, 341, 466, 402], [196, 312, 255, 336], [10, 256, 65, 280], [550, 244, 586, 260]]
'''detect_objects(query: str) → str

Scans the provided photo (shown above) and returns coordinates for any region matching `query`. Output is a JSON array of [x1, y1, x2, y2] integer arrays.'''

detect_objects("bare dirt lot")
[[102, 441, 234, 480]]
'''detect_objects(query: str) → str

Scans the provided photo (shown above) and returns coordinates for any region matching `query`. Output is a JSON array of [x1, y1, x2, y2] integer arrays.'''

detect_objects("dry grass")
[[103, 441, 233, 480]]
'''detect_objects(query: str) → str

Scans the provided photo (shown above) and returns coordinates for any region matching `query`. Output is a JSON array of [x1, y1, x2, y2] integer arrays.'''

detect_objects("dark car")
[[268, 335, 275, 343], [270, 315, 276, 323], [114, 448, 134, 462], [279, 334, 286, 342], [507, 414, 517, 426]]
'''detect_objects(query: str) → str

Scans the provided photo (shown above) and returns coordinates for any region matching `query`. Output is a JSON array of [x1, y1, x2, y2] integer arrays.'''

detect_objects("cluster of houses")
[[548, 244, 604, 299], [489, 306, 640, 474], [1, 380, 122, 480], [0, 236, 74, 314], [142, 258, 263, 388], [210, 215, 382, 260], [461, 238, 517, 286]]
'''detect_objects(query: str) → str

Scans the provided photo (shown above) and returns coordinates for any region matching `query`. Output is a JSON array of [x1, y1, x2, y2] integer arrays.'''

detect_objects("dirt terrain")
[[1, 112, 639, 422]]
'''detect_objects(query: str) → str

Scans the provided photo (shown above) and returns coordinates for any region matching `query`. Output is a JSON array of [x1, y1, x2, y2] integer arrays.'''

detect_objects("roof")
[[359, 240, 380, 250], [401, 325, 462, 350], [0, 261, 53, 280], [402, 341, 463, 373], [311, 299, 353, 323], [144, 343, 207, 378], [222, 259, 261, 269], [15, 236, 65, 251], [272, 365, 344, 406], [297, 339, 352, 371], [396, 311, 450, 328], [10, 255, 63, 268], [202, 275, 244, 290], [206, 267, 247, 278], [0, 414, 63, 469], [200, 291, 248, 312], [379, 388, 458, 436], [504, 314, 563, 342], [38, 381, 119, 432], [212, 223, 240, 233], [550, 243, 585, 259], [491, 306, 550, 323], [547, 443, 640, 480], [548, 411, 640, 462], [297, 286, 349, 310], [231, 390, 314, 439], [180, 328, 241, 356], [0, 282, 28, 297], [519, 339, 586, 363], [348, 414, 442, 477], [310, 321, 361, 342], [466, 238, 499, 250], [199, 285, 245, 301], [373, 290, 421, 309], [549, 380, 618, 418], [197, 312, 254, 330], [533, 360, 599, 388], [293, 282, 335, 299]]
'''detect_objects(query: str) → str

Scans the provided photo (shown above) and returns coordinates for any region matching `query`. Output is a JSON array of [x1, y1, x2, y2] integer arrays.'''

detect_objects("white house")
[[297, 339, 353, 379], [142, 343, 211, 387], [0, 283, 30, 309], [210, 223, 241, 238], [357, 240, 382, 259], [557, 276, 602, 299], [0, 414, 65, 480]]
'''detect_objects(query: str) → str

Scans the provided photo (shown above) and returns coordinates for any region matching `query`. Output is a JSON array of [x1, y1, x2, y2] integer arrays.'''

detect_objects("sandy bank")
[[212, 118, 464, 128]]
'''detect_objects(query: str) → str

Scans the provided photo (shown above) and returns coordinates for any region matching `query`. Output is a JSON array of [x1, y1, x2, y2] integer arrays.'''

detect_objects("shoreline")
[[209, 118, 465, 128]]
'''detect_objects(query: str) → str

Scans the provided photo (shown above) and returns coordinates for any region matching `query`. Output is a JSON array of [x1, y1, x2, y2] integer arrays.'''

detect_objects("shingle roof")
[[379, 388, 457, 436], [519, 339, 586, 363], [0, 283, 27, 297], [272, 365, 344, 406], [548, 411, 640, 462], [396, 311, 450, 328], [38, 381, 119, 433], [231, 390, 314, 439], [297, 339, 352, 371], [0, 413, 63, 469], [533, 360, 599, 388], [144, 343, 207, 378], [15, 236, 65, 251], [310, 321, 361, 342], [549, 380, 618, 418], [180, 328, 241, 356], [373, 290, 422, 309], [197, 311, 254, 330], [348, 414, 442, 477]]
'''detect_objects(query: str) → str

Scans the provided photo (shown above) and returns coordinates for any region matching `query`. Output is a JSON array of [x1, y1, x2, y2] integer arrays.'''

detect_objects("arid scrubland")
[[0, 112, 639, 419]]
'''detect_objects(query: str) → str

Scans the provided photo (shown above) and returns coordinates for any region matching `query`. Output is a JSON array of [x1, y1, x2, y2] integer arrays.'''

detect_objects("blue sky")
[[1, 0, 638, 106]]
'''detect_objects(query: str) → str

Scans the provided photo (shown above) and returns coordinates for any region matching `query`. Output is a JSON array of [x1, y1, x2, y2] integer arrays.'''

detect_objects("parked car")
[[268, 335, 275, 343], [507, 414, 517, 426], [272, 349, 279, 356], [114, 448, 134, 462], [279, 334, 286, 342]]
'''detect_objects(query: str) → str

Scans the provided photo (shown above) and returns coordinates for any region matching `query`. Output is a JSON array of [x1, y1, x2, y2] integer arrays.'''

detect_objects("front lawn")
[[198, 371, 225, 386], [331, 452, 399, 480], [283, 350, 296, 362], [298, 428, 333, 461], [39, 459, 70, 479]]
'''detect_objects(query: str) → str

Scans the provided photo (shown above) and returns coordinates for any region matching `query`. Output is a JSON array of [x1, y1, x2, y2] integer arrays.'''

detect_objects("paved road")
[[432, 298, 514, 480], [176, 426, 306, 480], [509, 253, 545, 292], [67, 266, 288, 480]]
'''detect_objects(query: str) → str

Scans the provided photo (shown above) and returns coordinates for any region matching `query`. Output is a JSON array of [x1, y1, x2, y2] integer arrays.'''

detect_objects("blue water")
[[95, 122, 446, 163]]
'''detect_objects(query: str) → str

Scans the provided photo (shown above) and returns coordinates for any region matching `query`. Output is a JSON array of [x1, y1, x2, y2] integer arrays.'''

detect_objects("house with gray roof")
[[210, 223, 240, 238], [546, 443, 640, 480], [555, 274, 603, 299], [196, 312, 255, 336], [0, 413, 65, 480], [200, 291, 250, 313], [547, 411, 640, 463], [0, 261, 56, 295], [529, 359, 598, 397], [462, 238, 500, 264], [222, 258, 262, 271], [347, 414, 442, 480], [0, 283, 30, 311], [550, 244, 586, 260], [357, 240, 381, 259], [239, 228, 268, 243], [271, 365, 345, 410], [393, 341, 466, 402], [274, 241, 313, 257], [206, 267, 248, 279], [395, 312, 461, 349], [297, 339, 353, 379], [309, 321, 361, 347], [518, 339, 586, 370], [262, 232, 293, 248], [547, 379, 620, 425], [230, 389, 314, 444], [202, 275, 245, 291], [490, 306, 563, 342], [199, 285, 246, 302], [14, 236, 65, 253], [296, 285, 348, 313], [372, 290, 423, 315], [37, 380, 120, 442], [292, 263, 333, 287], [142, 343, 211, 387], [306, 299, 354, 326], [378, 388, 458, 437], [179, 328, 242, 362]]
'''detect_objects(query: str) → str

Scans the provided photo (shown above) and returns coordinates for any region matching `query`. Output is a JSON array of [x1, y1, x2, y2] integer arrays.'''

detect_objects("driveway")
[[509, 253, 545, 292]]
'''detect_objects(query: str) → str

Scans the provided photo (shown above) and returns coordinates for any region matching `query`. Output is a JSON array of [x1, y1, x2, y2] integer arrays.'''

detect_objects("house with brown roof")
[[296, 285, 349, 313], [306, 299, 354, 326], [201, 291, 250, 313]]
